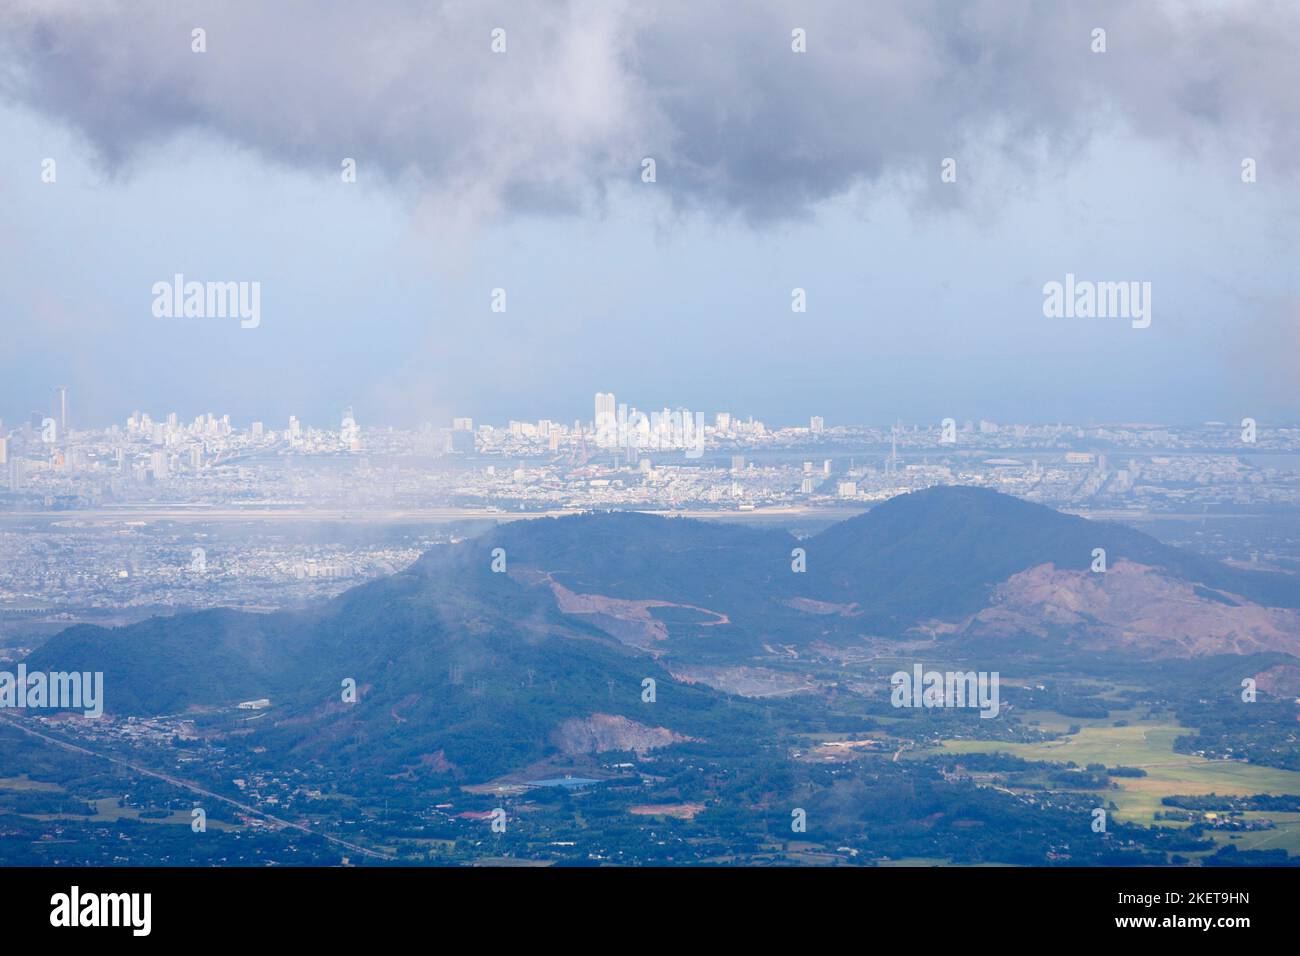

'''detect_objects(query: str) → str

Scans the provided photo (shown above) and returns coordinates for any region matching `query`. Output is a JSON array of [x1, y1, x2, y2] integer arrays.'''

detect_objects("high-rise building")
[[810, 416, 824, 433], [54, 386, 68, 433], [151, 450, 169, 480], [0, 436, 7, 466], [452, 417, 474, 432], [593, 394, 617, 448], [715, 412, 731, 432], [593, 393, 616, 447], [341, 407, 359, 447]]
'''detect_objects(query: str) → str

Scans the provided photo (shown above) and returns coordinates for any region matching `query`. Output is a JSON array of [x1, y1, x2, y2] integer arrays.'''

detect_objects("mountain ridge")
[[22, 486, 1300, 780]]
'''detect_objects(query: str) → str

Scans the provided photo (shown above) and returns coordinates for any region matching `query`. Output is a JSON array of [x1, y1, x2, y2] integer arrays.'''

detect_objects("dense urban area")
[[3, 390, 1298, 619]]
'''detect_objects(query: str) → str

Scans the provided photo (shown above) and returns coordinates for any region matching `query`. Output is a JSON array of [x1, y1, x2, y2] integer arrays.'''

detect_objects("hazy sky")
[[1, 0, 1298, 430]]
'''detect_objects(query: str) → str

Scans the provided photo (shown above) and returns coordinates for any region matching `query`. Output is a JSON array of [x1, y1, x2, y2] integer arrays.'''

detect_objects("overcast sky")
[[1, 0, 1298, 430]]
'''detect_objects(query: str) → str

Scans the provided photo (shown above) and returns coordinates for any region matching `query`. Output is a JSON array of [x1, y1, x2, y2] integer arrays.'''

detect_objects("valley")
[[3, 487, 1299, 866]]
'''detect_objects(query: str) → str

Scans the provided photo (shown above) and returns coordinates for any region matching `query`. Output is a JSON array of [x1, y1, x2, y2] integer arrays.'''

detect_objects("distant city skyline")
[[4, 382, 1295, 436], [5, 4, 1300, 887]]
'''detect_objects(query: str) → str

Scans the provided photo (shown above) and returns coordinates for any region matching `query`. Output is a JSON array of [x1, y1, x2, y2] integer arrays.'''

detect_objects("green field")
[[932, 719, 1300, 855], [0, 775, 63, 792], [1204, 812, 1300, 853], [25, 796, 239, 831]]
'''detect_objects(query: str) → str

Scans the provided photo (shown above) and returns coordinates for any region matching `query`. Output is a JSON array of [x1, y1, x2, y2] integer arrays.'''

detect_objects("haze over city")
[[2, 0, 1299, 932]]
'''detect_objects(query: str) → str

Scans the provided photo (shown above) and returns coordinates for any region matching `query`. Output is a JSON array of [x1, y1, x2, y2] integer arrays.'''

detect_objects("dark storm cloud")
[[2, 0, 1297, 222]]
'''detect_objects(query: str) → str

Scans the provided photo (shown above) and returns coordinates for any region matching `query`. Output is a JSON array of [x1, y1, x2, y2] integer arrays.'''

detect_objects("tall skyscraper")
[[54, 386, 68, 433], [593, 393, 616, 448], [0, 436, 7, 466], [810, 415, 824, 434], [341, 407, 359, 447]]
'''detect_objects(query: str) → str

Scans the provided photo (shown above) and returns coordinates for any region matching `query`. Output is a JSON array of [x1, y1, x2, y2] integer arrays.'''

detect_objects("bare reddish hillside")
[[963, 560, 1300, 657]]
